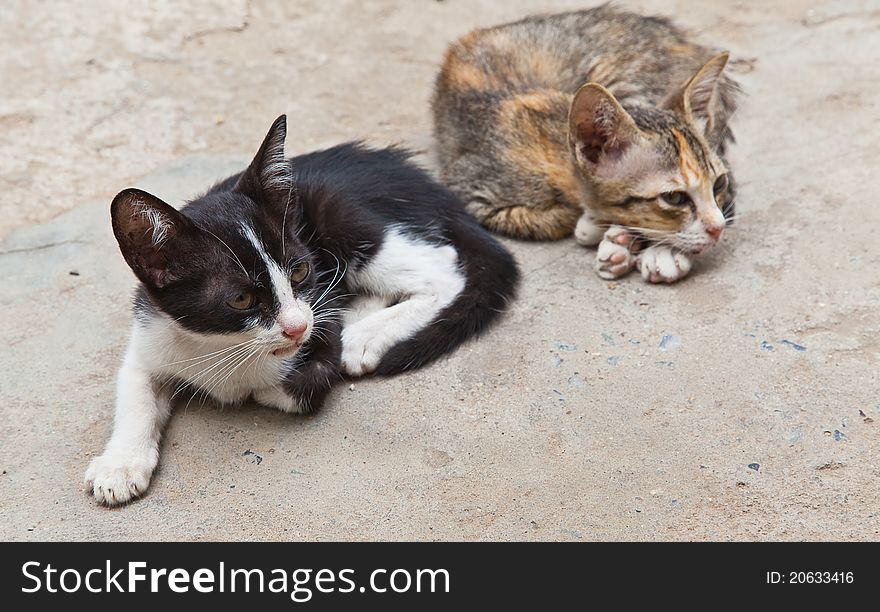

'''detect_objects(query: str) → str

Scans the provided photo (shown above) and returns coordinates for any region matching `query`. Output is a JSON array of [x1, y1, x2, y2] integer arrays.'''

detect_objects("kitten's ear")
[[664, 52, 729, 135], [111, 188, 200, 289], [234, 114, 293, 204], [569, 83, 642, 168]]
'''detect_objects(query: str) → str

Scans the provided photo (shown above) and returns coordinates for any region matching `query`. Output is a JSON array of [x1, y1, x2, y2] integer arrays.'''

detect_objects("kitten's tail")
[[374, 217, 520, 376]]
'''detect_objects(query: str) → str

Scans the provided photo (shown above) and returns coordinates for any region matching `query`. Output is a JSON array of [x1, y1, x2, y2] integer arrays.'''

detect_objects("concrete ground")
[[1, 0, 878, 541]]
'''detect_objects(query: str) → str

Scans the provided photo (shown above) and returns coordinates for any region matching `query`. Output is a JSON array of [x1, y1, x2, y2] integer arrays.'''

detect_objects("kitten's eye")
[[660, 191, 690, 206], [289, 261, 309, 284], [227, 291, 257, 310], [713, 174, 729, 195]]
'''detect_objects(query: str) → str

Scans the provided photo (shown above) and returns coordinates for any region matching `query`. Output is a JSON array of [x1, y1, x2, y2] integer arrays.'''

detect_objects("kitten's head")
[[112, 115, 319, 359], [568, 53, 735, 254]]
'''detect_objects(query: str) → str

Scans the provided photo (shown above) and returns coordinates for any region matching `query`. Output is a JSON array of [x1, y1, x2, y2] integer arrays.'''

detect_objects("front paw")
[[341, 325, 385, 377], [595, 226, 638, 279], [574, 213, 604, 247], [84, 451, 157, 506], [638, 245, 692, 284], [254, 386, 306, 414], [271, 360, 337, 413]]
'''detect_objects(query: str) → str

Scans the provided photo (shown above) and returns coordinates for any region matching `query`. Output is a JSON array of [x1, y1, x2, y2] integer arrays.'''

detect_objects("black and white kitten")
[[85, 116, 519, 505]]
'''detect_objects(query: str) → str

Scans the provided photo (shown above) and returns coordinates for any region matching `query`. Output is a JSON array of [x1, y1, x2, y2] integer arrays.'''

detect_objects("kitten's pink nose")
[[706, 225, 724, 241], [281, 322, 307, 341]]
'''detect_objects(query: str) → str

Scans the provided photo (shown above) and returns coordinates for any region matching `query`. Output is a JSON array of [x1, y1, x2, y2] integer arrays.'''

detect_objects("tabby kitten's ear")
[[111, 188, 202, 289], [664, 52, 730, 136], [568, 83, 643, 169], [235, 114, 294, 204]]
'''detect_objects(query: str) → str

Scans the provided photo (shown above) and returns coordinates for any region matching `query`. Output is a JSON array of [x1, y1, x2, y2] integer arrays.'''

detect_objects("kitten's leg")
[[595, 225, 639, 280], [342, 294, 388, 327], [253, 386, 305, 413], [84, 347, 170, 506], [341, 236, 464, 376], [638, 244, 693, 284], [341, 296, 445, 376], [574, 212, 604, 247]]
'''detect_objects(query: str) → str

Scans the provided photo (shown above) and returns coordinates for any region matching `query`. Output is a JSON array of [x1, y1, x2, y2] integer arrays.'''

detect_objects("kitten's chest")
[[138, 322, 287, 404]]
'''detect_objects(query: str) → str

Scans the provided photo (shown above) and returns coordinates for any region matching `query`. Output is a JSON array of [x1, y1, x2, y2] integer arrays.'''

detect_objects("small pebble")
[[833, 430, 846, 442], [780, 339, 807, 352], [349, 384, 355, 391], [659, 334, 682, 352], [242, 449, 263, 464], [748, 463, 760, 471], [567, 374, 585, 389]]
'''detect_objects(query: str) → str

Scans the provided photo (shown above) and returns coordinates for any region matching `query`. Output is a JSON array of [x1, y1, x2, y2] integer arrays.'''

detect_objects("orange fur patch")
[[672, 129, 704, 187], [442, 53, 496, 91], [500, 93, 583, 208]]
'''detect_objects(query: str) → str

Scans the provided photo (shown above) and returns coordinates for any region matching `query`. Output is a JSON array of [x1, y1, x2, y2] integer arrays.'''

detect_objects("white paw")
[[84, 451, 157, 506], [638, 245, 692, 284], [574, 213, 604, 247], [254, 386, 305, 413], [595, 226, 637, 279], [341, 323, 386, 377]]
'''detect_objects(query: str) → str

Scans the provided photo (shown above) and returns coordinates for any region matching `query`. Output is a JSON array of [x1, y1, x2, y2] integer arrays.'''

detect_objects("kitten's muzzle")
[[281, 321, 308, 342], [705, 225, 723, 242], [272, 343, 302, 358], [271, 322, 308, 357]]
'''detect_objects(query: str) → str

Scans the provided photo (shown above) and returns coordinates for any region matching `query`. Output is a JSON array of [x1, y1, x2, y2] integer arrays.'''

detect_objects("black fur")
[[285, 144, 520, 375]]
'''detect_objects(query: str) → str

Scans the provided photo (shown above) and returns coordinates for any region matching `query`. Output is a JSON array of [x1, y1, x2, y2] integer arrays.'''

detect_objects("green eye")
[[713, 174, 729, 195], [661, 191, 691, 206], [227, 291, 257, 310], [289, 261, 309, 283]]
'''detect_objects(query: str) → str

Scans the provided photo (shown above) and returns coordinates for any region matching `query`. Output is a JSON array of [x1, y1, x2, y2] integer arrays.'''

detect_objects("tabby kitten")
[[85, 115, 518, 505], [432, 5, 740, 283]]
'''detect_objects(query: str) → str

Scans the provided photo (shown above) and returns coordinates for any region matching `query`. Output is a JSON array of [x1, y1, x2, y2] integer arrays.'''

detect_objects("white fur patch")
[[341, 228, 465, 376], [595, 145, 663, 182], [260, 126, 293, 191], [134, 201, 171, 247], [240, 224, 313, 342]]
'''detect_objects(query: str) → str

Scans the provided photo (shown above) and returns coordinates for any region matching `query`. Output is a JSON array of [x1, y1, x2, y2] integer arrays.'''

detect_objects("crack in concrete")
[[0, 239, 90, 256]]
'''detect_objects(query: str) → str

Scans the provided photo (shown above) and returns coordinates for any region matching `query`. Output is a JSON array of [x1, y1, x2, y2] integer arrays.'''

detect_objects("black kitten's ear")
[[569, 83, 643, 167], [111, 188, 200, 289], [664, 52, 729, 136], [234, 114, 293, 204]]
